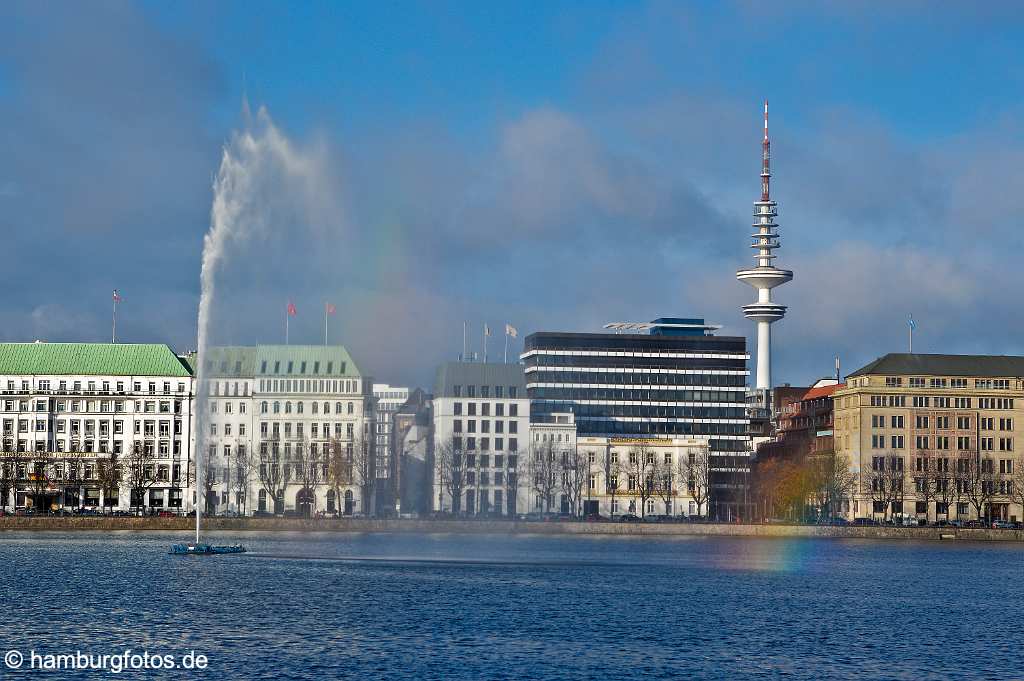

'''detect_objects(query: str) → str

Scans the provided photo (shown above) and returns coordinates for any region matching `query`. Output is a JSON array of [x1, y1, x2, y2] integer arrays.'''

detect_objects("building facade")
[[0, 343, 195, 512], [432, 362, 530, 515], [576, 436, 710, 518], [391, 388, 433, 516], [201, 345, 375, 517], [521, 319, 751, 519], [373, 383, 409, 515], [834, 354, 1024, 522]]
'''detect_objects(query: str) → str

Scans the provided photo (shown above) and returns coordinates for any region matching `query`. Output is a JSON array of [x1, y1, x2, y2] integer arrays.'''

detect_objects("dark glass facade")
[[523, 329, 752, 517]]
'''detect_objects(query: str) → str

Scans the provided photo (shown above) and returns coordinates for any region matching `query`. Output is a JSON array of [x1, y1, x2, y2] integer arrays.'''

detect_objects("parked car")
[[992, 520, 1014, 529], [852, 518, 878, 526], [829, 517, 850, 526], [251, 510, 275, 518], [584, 513, 607, 523], [618, 513, 641, 523]]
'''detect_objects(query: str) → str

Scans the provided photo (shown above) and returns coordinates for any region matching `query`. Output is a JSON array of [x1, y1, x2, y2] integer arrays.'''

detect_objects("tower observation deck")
[[736, 101, 792, 392]]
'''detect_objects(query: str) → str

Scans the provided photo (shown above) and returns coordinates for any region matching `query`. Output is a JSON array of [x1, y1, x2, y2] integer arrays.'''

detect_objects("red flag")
[[112, 289, 122, 302], [325, 302, 336, 315], [287, 301, 297, 317]]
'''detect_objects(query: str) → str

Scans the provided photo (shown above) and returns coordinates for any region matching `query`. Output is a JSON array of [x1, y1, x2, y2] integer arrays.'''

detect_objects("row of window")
[[451, 402, 519, 417], [885, 376, 1013, 389], [5, 379, 188, 394], [451, 420, 519, 435], [870, 415, 1014, 431], [3, 418, 186, 438], [526, 371, 745, 387], [2, 439, 184, 455], [868, 395, 1015, 410], [528, 388, 746, 404], [3, 399, 185, 415], [450, 385, 519, 399], [451, 436, 518, 452], [871, 435, 1014, 452]]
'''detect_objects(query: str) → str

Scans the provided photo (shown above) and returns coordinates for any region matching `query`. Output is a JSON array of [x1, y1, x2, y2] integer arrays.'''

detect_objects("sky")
[[2, 1, 1023, 390]]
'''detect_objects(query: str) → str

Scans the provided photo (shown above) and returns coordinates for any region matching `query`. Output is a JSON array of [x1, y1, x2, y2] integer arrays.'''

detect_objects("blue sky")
[[2, 1, 1023, 388]]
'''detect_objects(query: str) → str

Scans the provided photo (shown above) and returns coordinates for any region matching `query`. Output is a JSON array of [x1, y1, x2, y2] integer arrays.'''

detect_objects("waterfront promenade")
[[2, 516, 1023, 542]]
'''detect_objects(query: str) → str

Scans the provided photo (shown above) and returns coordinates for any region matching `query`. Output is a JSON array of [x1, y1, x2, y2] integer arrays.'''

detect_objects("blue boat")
[[170, 543, 246, 555]]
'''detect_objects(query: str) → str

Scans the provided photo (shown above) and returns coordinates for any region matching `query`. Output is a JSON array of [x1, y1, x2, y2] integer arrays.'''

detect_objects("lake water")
[[1, 530, 1022, 679]]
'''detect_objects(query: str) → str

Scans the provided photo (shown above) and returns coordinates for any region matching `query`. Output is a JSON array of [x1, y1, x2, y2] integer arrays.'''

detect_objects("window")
[[885, 377, 902, 387], [891, 415, 904, 429], [891, 435, 904, 449], [453, 403, 462, 416], [909, 377, 925, 388]]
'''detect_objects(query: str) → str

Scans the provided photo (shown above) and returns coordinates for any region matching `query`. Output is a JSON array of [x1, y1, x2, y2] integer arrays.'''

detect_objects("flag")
[[112, 289, 122, 303], [908, 315, 916, 330], [484, 324, 491, 337], [505, 323, 518, 338], [287, 301, 297, 317], [325, 302, 336, 315]]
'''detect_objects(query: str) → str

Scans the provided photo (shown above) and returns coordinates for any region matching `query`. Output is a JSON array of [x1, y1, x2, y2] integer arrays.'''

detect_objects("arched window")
[[260, 401, 268, 414], [258, 489, 267, 512], [273, 401, 280, 414], [297, 402, 304, 414], [285, 401, 292, 414], [347, 402, 354, 415], [312, 402, 319, 415], [326, 489, 336, 514], [335, 402, 342, 414]]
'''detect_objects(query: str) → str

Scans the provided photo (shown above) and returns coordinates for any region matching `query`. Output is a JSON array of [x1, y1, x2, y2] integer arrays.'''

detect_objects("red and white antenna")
[[761, 100, 771, 202]]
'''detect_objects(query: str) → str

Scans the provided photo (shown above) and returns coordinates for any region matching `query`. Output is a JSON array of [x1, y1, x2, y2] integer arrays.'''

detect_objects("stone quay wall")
[[0, 516, 1021, 542]]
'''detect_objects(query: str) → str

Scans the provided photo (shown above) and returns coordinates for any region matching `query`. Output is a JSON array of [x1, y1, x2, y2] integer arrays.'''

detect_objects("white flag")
[[505, 324, 518, 338], [484, 324, 491, 337]]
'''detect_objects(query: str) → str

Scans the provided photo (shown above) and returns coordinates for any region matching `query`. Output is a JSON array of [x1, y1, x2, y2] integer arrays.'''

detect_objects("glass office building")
[[521, 319, 752, 518]]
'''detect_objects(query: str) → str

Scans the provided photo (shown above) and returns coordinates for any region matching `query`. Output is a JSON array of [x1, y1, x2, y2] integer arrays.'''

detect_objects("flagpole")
[[504, 331, 509, 364], [286, 307, 289, 346], [324, 303, 328, 346], [462, 322, 467, 362], [483, 324, 488, 363], [111, 297, 117, 343]]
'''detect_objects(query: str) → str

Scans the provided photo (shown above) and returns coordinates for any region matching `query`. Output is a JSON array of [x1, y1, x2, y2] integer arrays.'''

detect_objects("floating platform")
[[170, 543, 246, 555]]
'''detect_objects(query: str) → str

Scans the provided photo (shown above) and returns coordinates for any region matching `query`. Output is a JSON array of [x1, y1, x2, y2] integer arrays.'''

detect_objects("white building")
[[372, 382, 409, 514], [575, 436, 710, 518], [432, 362, 530, 515], [201, 345, 375, 517], [0, 342, 195, 512]]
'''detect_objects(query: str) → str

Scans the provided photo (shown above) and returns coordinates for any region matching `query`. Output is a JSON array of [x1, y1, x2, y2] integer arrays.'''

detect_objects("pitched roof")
[[0, 343, 192, 377], [802, 383, 844, 401], [848, 353, 1024, 378], [202, 345, 362, 378]]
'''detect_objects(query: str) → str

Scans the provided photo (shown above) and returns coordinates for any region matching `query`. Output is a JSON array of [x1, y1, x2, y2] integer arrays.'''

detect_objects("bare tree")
[[930, 454, 956, 522], [294, 439, 324, 517], [434, 436, 467, 514], [863, 453, 905, 521], [349, 436, 375, 516], [0, 450, 21, 513], [1007, 462, 1024, 520], [123, 442, 158, 514], [95, 452, 123, 515], [911, 451, 939, 524], [602, 447, 622, 517], [529, 441, 560, 513], [653, 454, 676, 516], [962, 455, 1000, 522], [201, 446, 220, 515], [559, 444, 588, 517], [258, 442, 287, 515], [504, 449, 522, 516], [231, 444, 256, 516], [623, 445, 657, 518], [813, 449, 857, 520], [25, 454, 53, 511], [326, 438, 353, 516], [682, 446, 711, 518]]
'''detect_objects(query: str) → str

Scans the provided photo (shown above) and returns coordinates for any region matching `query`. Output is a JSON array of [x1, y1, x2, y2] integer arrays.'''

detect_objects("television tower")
[[736, 101, 792, 392]]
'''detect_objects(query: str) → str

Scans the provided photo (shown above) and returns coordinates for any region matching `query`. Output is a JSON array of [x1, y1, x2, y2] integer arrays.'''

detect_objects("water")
[[1, 532, 1022, 679]]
